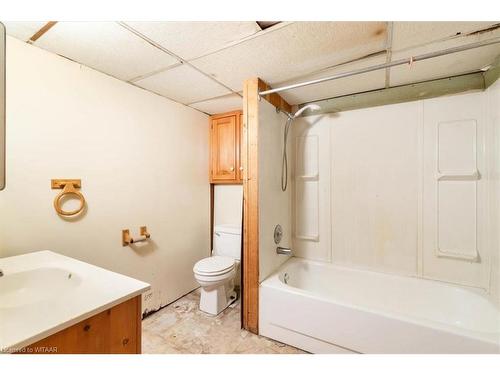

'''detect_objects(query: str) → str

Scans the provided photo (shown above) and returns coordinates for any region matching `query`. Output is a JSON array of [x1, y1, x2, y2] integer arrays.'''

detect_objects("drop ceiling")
[[3, 21, 500, 115]]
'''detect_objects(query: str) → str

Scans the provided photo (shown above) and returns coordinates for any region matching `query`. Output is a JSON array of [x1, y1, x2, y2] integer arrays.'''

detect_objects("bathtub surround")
[[0, 37, 210, 314], [258, 99, 292, 282], [292, 87, 500, 300], [258, 87, 500, 353], [486, 78, 500, 307]]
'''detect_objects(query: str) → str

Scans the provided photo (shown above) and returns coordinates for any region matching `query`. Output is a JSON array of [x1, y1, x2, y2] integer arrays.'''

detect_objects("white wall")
[[0, 37, 210, 314], [292, 90, 499, 297], [486, 79, 500, 306], [258, 100, 291, 282], [214, 185, 243, 228]]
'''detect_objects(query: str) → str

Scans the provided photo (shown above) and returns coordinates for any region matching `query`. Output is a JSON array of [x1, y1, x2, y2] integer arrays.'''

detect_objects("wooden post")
[[242, 78, 260, 333], [241, 78, 291, 334]]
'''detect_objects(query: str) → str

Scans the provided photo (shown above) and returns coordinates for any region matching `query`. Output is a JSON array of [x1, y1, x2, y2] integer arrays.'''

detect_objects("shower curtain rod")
[[258, 38, 500, 96]]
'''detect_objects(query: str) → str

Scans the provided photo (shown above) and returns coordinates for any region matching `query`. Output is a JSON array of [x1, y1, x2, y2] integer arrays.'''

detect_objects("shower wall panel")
[[258, 100, 292, 281], [292, 90, 498, 294]]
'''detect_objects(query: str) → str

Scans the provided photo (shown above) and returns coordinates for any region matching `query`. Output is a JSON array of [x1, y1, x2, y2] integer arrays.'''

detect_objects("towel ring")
[[51, 179, 85, 217]]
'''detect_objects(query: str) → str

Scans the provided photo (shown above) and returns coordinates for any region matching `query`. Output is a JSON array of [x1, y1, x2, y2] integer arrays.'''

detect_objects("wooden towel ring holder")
[[51, 179, 86, 217]]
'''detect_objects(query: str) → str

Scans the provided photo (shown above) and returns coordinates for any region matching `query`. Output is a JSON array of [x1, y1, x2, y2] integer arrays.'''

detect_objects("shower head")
[[292, 104, 321, 118]]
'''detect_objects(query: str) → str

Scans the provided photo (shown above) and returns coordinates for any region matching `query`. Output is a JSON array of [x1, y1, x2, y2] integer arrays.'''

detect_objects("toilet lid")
[[194, 256, 235, 276]]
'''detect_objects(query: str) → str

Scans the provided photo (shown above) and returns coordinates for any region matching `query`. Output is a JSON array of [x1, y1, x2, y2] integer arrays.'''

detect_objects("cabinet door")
[[211, 115, 238, 182], [19, 297, 140, 354]]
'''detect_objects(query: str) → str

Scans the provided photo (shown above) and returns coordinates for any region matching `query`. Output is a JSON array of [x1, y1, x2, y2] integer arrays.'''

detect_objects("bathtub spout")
[[277, 247, 293, 256]]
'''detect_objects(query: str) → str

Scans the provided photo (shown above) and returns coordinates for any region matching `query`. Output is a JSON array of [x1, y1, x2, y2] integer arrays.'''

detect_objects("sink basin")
[[0, 250, 150, 352], [0, 267, 82, 309]]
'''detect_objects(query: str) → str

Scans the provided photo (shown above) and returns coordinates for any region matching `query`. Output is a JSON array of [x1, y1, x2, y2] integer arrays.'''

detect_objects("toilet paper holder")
[[122, 226, 151, 246]]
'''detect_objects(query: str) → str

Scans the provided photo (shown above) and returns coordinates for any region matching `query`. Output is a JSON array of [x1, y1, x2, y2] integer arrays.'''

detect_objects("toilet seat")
[[193, 255, 235, 277]]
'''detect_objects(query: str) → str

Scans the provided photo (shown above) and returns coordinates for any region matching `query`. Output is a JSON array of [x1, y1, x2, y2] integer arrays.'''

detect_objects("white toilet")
[[193, 224, 241, 315]]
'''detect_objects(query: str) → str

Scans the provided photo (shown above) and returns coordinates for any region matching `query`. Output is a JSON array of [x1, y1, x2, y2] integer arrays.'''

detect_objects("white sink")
[[0, 250, 150, 353], [0, 267, 82, 309]]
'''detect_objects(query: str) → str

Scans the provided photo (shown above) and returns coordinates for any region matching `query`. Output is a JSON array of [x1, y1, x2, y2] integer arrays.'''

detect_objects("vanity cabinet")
[[20, 296, 142, 354], [209, 111, 243, 184]]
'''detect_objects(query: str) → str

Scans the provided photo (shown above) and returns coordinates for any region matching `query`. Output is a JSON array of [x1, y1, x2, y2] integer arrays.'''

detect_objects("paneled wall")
[[486, 79, 500, 306], [258, 100, 292, 282], [0, 37, 210, 314], [292, 89, 499, 295], [422, 94, 488, 288], [291, 117, 331, 262]]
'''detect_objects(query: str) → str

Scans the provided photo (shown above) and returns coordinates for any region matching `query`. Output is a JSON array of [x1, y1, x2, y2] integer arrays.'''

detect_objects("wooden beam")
[[242, 78, 259, 334], [28, 21, 57, 43], [258, 79, 292, 114], [241, 78, 291, 334]]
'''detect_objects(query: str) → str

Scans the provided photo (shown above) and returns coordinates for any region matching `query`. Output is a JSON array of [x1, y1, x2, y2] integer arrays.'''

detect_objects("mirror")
[[0, 22, 4, 190]]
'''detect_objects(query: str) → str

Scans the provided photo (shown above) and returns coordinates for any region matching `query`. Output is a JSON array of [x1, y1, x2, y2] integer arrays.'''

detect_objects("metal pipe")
[[259, 38, 500, 96], [276, 246, 293, 256]]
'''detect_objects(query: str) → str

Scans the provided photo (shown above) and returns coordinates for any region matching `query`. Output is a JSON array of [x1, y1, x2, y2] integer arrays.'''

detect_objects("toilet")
[[193, 224, 241, 315]]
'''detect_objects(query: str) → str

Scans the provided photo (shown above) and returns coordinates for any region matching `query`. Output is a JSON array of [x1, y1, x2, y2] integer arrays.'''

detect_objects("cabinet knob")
[[239, 166, 243, 171], [229, 166, 235, 172]]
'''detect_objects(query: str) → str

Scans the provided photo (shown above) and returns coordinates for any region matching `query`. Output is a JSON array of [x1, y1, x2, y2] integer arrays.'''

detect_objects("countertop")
[[0, 250, 150, 353]]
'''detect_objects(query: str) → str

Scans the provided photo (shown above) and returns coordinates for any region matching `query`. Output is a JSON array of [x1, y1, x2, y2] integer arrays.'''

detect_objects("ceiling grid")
[[2, 21, 499, 114]]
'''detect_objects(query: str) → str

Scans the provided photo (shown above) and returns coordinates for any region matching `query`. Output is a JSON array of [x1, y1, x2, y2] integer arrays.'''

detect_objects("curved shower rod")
[[259, 37, 500, 96]]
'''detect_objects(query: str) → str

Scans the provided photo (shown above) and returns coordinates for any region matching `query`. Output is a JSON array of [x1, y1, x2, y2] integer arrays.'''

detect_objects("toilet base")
[[199, 283, 237, 315]]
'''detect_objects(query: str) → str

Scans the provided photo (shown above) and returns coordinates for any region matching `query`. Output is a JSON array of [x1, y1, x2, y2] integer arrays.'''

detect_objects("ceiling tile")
[[134, 64, 232, 104], [392, 22, 499, 52], [2, 21, 47, 42], [189, 93, 242, 114], [190, 21, 388, 92], [34, 22, 180, 81], [390, 28, 500, 86], [278, 54, 388, 105], [124, 21, 261, 60]]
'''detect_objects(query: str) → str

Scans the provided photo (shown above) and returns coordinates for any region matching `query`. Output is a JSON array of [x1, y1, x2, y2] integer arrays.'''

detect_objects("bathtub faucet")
[[276, 246, 293, 256]]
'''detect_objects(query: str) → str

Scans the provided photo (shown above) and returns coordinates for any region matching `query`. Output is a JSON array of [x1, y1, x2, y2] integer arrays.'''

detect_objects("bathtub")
[[259, 258, 500, 354]]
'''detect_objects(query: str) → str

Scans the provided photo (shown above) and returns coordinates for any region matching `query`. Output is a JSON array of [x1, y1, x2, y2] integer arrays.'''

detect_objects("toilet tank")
[[213, 224, 241, 260]]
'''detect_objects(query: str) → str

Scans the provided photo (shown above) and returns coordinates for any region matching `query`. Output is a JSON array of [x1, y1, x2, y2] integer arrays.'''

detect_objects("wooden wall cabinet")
[[210, 111, 243, 184]]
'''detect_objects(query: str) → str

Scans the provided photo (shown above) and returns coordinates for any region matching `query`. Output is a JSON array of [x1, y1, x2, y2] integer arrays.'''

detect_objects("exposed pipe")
[[259, 38, 500, 96]]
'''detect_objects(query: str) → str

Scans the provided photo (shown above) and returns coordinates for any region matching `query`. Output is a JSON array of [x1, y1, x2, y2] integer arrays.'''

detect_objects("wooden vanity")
[[0, 251, 150, 355], [19, 296, 142, 354]]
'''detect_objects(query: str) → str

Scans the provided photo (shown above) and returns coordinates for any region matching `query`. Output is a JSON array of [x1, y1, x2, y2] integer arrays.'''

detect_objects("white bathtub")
[[259, 258, 500, 354]]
